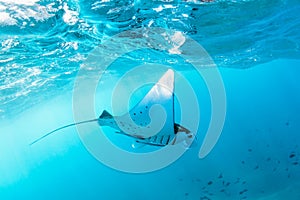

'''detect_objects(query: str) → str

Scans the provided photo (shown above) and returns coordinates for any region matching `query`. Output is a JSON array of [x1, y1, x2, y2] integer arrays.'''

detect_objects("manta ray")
[[30, 69, 194, 148]]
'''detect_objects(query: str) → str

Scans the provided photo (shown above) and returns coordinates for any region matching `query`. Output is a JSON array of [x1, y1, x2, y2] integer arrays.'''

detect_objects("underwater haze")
[[1, 0, 300, 199]]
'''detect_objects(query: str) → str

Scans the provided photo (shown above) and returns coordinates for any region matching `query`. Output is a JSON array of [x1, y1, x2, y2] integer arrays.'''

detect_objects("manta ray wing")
[[112, 69, 176, 140]]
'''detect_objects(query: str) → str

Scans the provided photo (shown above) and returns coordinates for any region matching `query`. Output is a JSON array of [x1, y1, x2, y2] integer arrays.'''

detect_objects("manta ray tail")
[[29, 118, 99, 146]]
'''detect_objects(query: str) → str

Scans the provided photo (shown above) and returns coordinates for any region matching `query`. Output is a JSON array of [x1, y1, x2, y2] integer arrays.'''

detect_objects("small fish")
[[285, 121, 290, 126], [239, 189, 248, 195], [289, 153, 296, 158], [218, 173, 223, 179], [200, 196, 211, 200], [234, 178, 240, 184]]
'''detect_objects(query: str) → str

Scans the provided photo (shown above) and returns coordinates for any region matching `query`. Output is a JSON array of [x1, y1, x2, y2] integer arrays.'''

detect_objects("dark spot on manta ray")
[[266, 157, 271, 161], [207, 181, 213, 185], [242, 181, 247, 185], [140, 111, 142, 114], [133, 113, 136, 115], [185, 192, 189, 196], [220, 189, 225, 193], [254, 165, 259, 170], [285, 121, 290, 126], [241, 161, 245, 164], [248, 148, 252, 152], [292, 162, 299, 165]]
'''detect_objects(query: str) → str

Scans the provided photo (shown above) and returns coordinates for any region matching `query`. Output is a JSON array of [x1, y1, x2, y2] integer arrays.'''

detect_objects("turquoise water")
[[1, 0, 300, 199]]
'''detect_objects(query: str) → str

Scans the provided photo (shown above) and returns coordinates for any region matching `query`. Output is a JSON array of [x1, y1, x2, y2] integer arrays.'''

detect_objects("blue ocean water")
[[0, 0, 300, 199]]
